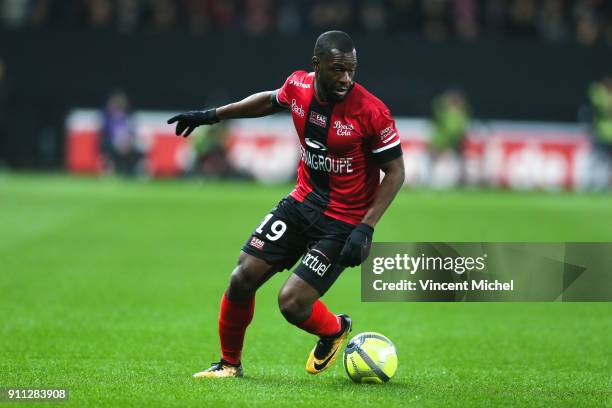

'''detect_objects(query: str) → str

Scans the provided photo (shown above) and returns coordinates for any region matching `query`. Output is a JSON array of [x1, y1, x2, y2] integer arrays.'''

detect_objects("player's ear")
[[312, 55, 319, 72]]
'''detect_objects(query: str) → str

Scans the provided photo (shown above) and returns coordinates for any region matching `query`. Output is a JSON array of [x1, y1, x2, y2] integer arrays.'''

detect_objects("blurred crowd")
[[428, 78, 612, 188], [100, 90, 238, 178], [1, 0, 611, 46], [97, 78, 612, 188]]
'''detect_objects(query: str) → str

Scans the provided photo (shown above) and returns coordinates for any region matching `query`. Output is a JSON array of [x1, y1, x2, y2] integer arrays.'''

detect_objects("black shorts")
[[241, 196, 355, 295]]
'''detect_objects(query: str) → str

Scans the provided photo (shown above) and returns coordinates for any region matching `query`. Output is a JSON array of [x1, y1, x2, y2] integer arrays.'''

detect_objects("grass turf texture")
[[1, 174, 611, 407]]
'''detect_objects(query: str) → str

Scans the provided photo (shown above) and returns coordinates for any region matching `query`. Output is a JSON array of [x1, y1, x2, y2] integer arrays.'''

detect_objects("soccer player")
[[168, 31, 405, 378]]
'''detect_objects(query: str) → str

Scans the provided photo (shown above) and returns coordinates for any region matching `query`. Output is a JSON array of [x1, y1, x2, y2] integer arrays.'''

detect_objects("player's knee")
[[227, 262, 259, 300], [278, 288, 310, 324]]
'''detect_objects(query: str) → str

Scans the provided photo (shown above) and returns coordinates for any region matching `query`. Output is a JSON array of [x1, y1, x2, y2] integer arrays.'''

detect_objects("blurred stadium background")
[[1, 1, 612, 407], [0, 0, 612, 189]]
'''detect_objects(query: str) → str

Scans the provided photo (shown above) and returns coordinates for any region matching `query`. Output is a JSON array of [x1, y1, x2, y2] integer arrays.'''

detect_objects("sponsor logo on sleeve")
[[289, 79, 311, 89], [309, 111, 327, 128], [380, 126, 396, 143]]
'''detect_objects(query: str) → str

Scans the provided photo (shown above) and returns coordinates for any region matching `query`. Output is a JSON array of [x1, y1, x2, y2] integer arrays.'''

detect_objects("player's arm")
[[217, 91, 285, 120], [339, 100, 405, 267], [361, 157, 405, 227], [339, 157, 405, 267], [167, 91, 284, 137]]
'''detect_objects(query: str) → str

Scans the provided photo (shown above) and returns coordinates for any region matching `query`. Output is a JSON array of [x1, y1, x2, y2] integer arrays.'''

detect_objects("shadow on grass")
[[237, 373, 415, 394]]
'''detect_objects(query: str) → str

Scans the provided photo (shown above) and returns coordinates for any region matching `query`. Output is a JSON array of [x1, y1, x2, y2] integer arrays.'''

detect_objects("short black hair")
[[313, 31, 355, 58]]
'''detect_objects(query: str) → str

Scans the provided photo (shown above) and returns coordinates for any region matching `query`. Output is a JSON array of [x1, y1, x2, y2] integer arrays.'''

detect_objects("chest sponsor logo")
[[289, 79, 311, 89], [380, 126, 396, 143], [300, 146, 353, 174], [334, 121, 355, 136], [305, 138, 327, 151], [291, 99, 305, 117], [309, 111, 327, 128]]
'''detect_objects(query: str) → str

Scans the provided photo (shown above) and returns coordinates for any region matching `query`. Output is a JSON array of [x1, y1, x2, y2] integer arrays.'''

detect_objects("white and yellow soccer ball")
[[343, 332, 397, 384]]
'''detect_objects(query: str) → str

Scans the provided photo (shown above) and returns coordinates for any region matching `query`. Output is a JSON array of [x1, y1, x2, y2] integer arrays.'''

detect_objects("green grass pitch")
[[1, 174, 611, 407]]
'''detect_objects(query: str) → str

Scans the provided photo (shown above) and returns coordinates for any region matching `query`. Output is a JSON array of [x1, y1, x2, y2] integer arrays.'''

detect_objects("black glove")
[[167, 109, 219, 137], [339, 223, 374, 267]]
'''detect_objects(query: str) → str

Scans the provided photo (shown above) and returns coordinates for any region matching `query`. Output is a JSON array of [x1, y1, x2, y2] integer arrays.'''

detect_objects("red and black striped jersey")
[[273, 70, 402, 225]]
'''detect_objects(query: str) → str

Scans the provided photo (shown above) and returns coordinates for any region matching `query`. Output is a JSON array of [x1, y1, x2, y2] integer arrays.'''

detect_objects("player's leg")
[[277, 239, 352, 374], [221, 252, 280, 357], [194, 197, 306, 379], [194, 252, 279, 379]]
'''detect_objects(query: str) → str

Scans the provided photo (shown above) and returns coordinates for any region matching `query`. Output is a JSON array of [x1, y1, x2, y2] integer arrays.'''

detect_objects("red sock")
[[218, 292, 255, 365], [296, 300, 341, 337]]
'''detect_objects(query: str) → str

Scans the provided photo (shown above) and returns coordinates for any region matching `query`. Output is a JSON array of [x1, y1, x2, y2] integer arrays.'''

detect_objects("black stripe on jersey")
[[303, 98, 333, 209], [372, 144, 403, 164], [271, 91, 288, 109]]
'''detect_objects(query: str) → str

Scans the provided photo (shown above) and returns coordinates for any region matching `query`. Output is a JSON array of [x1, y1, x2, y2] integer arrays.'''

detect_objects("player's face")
[[313, 49, 357, 102]]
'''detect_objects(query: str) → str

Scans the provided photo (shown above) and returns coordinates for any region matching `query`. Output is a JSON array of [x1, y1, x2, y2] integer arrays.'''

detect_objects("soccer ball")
[[343, 332, 397, 384]]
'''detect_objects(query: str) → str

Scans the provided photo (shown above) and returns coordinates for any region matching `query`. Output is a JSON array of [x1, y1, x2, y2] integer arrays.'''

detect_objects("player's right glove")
[[167, 109, 219, 137], [339, 223, 374, 267]]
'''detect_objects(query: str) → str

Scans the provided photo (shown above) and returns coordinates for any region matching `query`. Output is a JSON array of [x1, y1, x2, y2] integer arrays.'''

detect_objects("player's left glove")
[[339, 223, 374, 267], [167, 109, 220, 137]]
